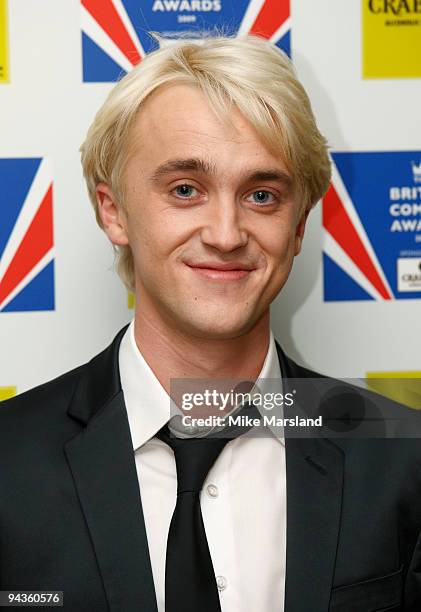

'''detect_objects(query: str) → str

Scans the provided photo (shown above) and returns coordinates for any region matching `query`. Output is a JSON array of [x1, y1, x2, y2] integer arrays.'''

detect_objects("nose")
[[200, 197, 248, 252]]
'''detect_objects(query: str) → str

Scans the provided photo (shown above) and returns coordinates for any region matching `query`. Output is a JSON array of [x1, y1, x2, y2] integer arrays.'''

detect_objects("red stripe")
[[249, 0, 289, 39], [82, 0, 141, 66], [323, 184, 391, 300], [0, 185, 53, 305]]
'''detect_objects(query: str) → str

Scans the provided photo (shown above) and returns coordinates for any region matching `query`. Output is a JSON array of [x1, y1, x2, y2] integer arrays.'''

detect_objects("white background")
[[1, 0, 420, 395]]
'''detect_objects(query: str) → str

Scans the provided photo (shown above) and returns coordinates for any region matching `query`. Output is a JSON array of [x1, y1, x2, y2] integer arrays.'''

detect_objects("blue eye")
[[174, 184, 198, 198], [246, 190, 276, 206]]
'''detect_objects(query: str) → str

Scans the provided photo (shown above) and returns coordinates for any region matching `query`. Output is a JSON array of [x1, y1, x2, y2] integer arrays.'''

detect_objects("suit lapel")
[[276, 342, 344, 612], [64, 326, 158, 612]]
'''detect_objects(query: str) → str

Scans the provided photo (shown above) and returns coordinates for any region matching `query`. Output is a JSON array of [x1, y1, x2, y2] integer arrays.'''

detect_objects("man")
[[1, 34, 420, 612]]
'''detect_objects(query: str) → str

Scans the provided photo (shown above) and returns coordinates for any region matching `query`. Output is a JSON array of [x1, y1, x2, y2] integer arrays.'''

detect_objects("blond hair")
[[80, 34, 331, 292]]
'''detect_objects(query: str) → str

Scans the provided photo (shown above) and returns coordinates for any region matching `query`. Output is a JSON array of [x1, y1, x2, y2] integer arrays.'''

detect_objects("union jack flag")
[[322, 152, 421, 302], [0, 158, 55, 312], [81, 0, 290, 82]]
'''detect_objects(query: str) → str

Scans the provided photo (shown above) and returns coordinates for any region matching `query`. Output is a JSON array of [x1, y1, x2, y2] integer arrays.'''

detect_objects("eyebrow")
[[149, 157, 292, 187], [149, 158, 217, 183]]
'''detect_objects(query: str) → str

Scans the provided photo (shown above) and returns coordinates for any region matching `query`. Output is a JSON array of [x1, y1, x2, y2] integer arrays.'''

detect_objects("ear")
[[96, 183, 129, 246], [294, 206, 311, 256]]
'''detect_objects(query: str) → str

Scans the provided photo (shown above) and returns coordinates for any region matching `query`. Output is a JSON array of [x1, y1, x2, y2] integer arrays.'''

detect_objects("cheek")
[[126, 212, 183, 269], [262, 222, 296, 264], [150, 210, 199, 259]]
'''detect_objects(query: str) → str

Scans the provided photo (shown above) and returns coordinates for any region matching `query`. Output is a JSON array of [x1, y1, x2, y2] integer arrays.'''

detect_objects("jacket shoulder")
[[280, 347, 413, 415], [0, 364, 86, 427], [283, 352, 421, 467], [0, 323, 128, 438]]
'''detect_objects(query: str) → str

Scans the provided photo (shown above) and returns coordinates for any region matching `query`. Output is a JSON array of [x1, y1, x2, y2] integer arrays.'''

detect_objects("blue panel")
[[123, 0, 252, 53], [276, 29, 290, 57], [331, 151, 421, 300], [323, 253, 373, 302], [0, 158, 41, 260], [81, 1, 291, 80], [2, 260, 55, 312], [82, 32, 127, 83]]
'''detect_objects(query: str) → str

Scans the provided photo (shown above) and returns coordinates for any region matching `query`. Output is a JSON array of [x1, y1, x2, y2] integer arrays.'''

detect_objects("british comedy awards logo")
[[323, 151, 421, 302], [0, 158, 55, 312], [80, 0, 291, 82]]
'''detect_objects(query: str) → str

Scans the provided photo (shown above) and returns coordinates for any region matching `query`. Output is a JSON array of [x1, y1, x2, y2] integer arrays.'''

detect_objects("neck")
[[132, 306, 270, 396]]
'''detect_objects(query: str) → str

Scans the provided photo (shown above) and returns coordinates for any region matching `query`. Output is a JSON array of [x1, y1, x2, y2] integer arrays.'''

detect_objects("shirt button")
[[216, 575, 227, 591], [206, 483, 219, 498]]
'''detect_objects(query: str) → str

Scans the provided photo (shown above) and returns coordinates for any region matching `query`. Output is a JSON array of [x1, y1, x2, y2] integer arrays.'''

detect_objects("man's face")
[[98, 83, 308, 339]]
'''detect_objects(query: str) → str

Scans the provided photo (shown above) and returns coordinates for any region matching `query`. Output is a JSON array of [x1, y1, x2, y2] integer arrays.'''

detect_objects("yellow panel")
[[362, 0, 421, 78], [0, 386, 16, 401], [0, 0, 9, 83], [367, 371, 421, 379], [366, 371, 421, 409], [127, 291, 135, 309]]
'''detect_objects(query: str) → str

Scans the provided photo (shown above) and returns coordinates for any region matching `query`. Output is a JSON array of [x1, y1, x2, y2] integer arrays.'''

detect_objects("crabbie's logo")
[[362, 0, 421, 78], [367, 0, 421, 15], [80, 0, 291, 82], [398, 258, 421, 291], [0, 158, 55, 312], [323, 151, 421, 302]]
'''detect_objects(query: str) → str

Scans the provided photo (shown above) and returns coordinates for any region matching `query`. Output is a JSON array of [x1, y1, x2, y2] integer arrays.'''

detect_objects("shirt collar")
[[119, 319, 284, 451]]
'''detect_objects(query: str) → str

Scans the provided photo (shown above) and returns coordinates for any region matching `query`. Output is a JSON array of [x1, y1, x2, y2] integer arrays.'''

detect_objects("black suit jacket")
[[1, 325, 420, 611]]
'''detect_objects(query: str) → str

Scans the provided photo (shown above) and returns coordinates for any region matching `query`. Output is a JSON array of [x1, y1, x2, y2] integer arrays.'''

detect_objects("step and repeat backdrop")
[[1, 0, 420, 400]]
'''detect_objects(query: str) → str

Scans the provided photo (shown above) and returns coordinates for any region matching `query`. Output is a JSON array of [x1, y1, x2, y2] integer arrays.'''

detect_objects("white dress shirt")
[[119, 319, 286, 612]]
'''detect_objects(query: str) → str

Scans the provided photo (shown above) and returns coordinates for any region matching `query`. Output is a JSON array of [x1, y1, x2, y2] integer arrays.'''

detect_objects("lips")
[[185, 261, 255, 281], [185, 261, 254, 271]]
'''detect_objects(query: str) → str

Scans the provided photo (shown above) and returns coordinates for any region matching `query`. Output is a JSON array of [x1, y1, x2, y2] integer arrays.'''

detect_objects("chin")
[[180, 313, 254, 340]]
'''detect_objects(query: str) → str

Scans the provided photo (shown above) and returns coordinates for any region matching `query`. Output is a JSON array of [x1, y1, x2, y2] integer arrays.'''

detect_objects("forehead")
[[126, 82, 288, 176]]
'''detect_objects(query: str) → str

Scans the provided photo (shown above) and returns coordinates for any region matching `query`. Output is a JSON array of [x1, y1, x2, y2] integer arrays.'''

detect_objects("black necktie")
[[156, 402, 260, 612]]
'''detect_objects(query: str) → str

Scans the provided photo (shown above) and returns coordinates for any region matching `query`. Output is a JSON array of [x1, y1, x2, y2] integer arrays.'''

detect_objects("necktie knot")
[[156, 427, 228, 494]]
